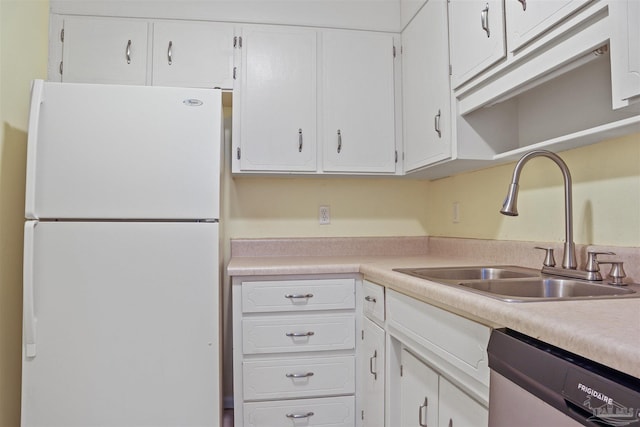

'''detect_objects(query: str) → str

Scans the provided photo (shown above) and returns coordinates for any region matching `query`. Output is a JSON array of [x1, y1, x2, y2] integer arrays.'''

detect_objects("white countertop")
[[228, 252, 640, 379]]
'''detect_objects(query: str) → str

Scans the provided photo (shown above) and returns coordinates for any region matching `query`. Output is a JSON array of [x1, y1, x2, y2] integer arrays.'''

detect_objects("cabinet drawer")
[[363, 280, 385, 323], [387, 290, 490, 387], [243, 355, 354, 400], [243, 396, 355, 427], [242, 314, 355, 354], [241, 279, 355, 313]]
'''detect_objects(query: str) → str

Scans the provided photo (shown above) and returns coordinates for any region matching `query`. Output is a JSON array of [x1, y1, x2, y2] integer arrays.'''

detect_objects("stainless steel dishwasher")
[[488, 329, 640, 427]]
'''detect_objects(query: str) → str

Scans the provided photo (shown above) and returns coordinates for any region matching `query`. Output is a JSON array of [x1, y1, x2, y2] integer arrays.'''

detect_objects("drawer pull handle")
[[365, 295, 377, 303], [286, 372, 315, 379], [286, 412, 314, 419], [285, 331, 315, 337], [285, 293, 314, 299], [369, 350, 378, 380]]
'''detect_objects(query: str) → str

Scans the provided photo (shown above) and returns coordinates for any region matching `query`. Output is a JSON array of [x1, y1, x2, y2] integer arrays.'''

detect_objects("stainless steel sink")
[[393, 266, 639, 302], [395, 266, 539, 282]]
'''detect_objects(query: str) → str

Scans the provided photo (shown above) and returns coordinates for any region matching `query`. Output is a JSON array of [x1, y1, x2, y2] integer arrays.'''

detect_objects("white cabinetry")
[[448, 0, 506, 89], [611, 0, 640, 107], [359, 280, 385, 427], [151, 21, 235, 88], [232, 276, 357, 427], [386, 288, 490, 427], [233, 27, 399, 175], [54, 15, 235, 89], [401, 0, 452, 171], [321, 31, 396, 173], [61, 16, 149, 85], [235, 26, 318, 172], [400, 349, 439, 427], [505, 0, 593, 52]]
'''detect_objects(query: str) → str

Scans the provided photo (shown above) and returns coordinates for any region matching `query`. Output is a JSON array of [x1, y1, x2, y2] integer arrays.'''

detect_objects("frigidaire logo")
[[183, 99, 203, 106], [578, 383, 614, 405]]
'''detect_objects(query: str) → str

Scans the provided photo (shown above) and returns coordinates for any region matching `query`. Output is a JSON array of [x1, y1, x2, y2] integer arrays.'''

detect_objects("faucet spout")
[[500, 150, 577, 270]]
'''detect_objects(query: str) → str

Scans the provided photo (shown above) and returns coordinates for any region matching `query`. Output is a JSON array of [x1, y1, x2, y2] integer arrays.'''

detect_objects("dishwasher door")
[[487, 329, 640, 427]]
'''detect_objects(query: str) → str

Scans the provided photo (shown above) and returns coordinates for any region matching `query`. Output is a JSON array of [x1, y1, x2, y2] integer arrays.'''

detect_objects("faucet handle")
[[585, 250, 615, 272], [534, 247, 556, 267], [599, 261, 627, 286]]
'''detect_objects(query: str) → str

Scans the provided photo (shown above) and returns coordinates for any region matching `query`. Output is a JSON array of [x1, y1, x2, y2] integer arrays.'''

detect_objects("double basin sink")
[[393, 266, 639, 302]]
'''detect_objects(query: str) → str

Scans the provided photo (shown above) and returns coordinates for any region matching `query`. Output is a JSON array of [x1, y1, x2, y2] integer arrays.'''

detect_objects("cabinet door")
[[400, 349, 439, 427], [321, 31, 396, 173], [152, 21, 235, 89], [62, 16, 148, 85], [506, 0, 593, 52], [611, 0, 640, 106], [361, 318, 385, 427], [438, 378, 488, 427], [402, 0, 452, 171], [237, 27, 317, 172], [449, 0, 506, 88]]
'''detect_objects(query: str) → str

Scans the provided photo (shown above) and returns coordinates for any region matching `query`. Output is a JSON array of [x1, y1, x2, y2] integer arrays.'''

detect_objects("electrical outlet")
[[452, 202, 460, 223], [319, 206, 331, 225]]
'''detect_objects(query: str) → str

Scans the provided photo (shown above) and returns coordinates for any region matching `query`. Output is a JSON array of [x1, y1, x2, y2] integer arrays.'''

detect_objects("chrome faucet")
[[500, 149, 578, 270]]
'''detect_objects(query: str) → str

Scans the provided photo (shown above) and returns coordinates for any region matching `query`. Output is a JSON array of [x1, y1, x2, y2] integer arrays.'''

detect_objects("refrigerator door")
[[22, 221, 220, 427], [25, 80, 222, 220]]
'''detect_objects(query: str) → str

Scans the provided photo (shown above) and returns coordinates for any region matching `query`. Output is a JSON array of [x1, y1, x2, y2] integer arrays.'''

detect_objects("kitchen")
[[1, 0, 639, 426]]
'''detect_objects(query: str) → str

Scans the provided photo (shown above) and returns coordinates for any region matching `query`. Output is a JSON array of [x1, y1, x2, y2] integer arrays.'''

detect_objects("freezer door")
[[22, 221, 220, 427], [25, 80, 221, 220]]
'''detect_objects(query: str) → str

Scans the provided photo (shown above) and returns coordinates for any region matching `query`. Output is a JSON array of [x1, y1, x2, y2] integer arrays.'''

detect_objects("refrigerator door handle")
[[24, 221, 37, 357], [25, 79, 44, 219]]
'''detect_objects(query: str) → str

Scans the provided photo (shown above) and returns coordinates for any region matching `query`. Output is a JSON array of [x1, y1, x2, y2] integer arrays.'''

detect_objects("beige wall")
[[0, 1, 49, 425], [425, 133, 640, 247]]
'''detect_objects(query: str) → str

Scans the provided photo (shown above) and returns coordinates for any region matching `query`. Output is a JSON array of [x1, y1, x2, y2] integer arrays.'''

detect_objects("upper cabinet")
[[449, 0, 506, 89], [232, 26, 399, 175], [54, 15, 235, 89], [505, 0, 593, 52], [401, 0, 452, 172], [321, 31, 396, 174], [61, 16, 149, 85], [610, 0, 640, 107], [234, 26, 318, 172], [151, 21, 235, 89]]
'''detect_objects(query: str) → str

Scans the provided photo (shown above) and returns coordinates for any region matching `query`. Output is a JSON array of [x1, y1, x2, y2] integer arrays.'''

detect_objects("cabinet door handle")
[[167, 41, 173, 65], [337, 129, 342, 153], [517, 0, 527, 11], [285, 293, 314, 299], [434, 109, 442, 138], [448, 418, 453, 427], [286, 331, 315, 337], [481, 4, 490, 38], [126, 39, 132, 64], [286, 372, 315, 378], [369, 350, 378, 380], [298, 128, 303, 152], [286, 412, 314, 419], [365, 295, 377, 303], [419, 397, 429, 427]]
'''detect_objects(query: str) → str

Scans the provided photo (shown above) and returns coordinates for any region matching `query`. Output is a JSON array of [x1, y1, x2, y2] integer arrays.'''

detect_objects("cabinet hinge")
[[59, 61, 63, 75], [60, 28, 64, 42], [236, 147, 241, 160], [233, 36, 243, 48]]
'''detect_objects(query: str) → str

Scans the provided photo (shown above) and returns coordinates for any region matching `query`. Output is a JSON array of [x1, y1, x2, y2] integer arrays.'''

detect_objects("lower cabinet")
[[360, 317, 385, 427], [232, 275, 358, 427]]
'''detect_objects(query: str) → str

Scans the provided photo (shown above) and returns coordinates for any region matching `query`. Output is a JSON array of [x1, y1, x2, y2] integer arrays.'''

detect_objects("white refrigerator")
[[21, 80, 222, 426]]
